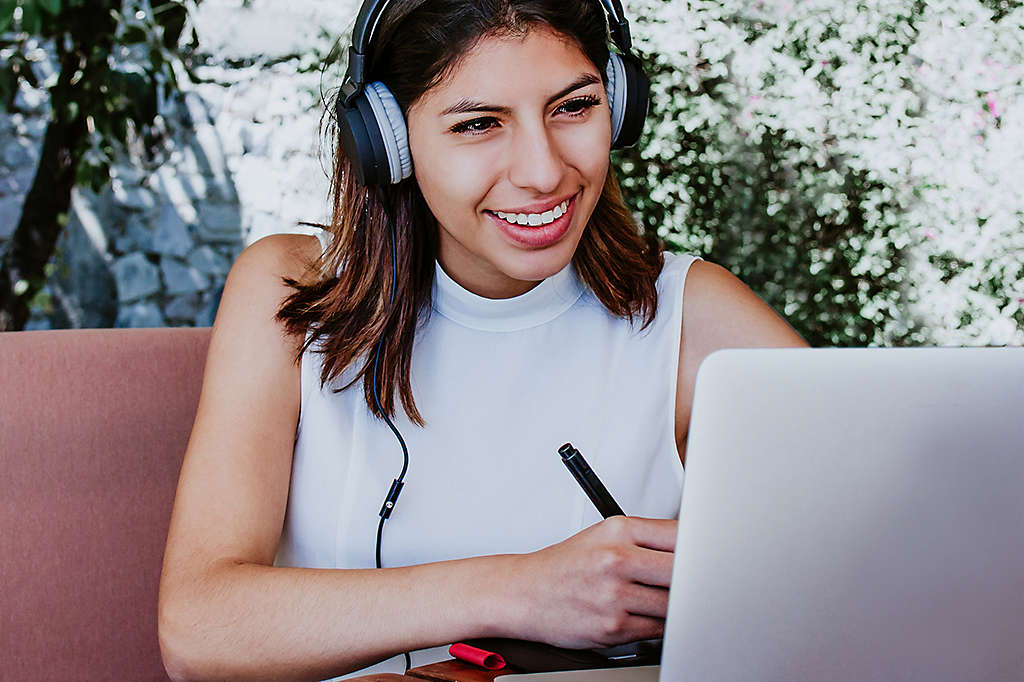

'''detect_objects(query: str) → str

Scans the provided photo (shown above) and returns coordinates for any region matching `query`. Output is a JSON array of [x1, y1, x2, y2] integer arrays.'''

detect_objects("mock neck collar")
[[432, 260, 585, 332]]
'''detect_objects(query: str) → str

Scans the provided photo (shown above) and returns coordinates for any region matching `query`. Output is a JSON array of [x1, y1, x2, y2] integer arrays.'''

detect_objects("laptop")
[[499, 347, 1024, 681]]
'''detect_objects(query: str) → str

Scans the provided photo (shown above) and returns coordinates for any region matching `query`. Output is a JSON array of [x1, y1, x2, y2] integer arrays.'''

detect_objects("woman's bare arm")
[[158, 234, 677, 681], [157, 234, 511, 680], [675, 260, 809, 460]]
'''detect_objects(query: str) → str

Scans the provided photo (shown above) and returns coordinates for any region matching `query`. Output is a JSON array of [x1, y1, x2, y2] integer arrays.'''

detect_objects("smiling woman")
[[408, 26, 614, 295], [157, 1, 806, 680]]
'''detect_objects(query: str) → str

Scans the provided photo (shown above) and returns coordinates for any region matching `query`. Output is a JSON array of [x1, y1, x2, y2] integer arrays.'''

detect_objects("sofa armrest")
[[0, 327, 211, 681]]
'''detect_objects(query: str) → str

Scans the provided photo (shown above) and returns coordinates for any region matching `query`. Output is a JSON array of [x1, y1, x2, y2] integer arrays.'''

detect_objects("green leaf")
[[38, 0, 60, 15], [20, 2, 42, 35], [0, 0, 17, 33], [27, 287, 53, 315]]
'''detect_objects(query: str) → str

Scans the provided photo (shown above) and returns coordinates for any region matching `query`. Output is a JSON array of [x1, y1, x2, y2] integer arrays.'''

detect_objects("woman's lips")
[[486, 192, 579, 249]]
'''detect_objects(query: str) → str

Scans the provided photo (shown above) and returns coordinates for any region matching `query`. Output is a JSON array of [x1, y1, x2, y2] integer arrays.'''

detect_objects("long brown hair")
[[278, 0, 663, 426]]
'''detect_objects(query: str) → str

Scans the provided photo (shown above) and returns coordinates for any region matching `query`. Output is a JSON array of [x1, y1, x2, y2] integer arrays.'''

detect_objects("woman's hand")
[[508, 516, 677, 649]]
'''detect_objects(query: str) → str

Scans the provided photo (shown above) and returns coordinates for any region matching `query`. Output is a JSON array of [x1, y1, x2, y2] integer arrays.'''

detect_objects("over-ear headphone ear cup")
[[605, 52, 650, 149], [605, 53, 627, 146], [364, 82, 412, 183], [338, 95, 387, 186], [337, 81, 412, 186]]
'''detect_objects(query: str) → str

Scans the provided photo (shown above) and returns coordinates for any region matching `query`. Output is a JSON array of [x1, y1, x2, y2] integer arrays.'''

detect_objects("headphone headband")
[[341, 0, 634, 105], [338, 0, 650, 184]]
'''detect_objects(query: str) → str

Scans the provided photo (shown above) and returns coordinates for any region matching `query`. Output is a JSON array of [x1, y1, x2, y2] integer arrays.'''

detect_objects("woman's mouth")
[[485, 192, 579, 249]]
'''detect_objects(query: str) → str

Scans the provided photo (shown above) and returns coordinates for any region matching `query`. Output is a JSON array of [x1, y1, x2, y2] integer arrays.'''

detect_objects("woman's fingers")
[[621, 516, 678, 553], [623, 582, 671, 620], [594, 515, 676, 551], [621, 545, 675, 587], [594, 517, 675, 586], [595, 612, 666, 645]]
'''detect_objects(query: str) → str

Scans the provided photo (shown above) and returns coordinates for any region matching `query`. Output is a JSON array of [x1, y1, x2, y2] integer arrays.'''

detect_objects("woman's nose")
[[506, 121, 565, 195]]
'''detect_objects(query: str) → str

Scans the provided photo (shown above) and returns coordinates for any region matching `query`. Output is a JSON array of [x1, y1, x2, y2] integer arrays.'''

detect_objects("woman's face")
[[406, 26, 611, 298]]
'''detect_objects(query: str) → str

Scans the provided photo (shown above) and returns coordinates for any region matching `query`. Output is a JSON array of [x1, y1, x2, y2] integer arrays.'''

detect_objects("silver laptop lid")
[[662, 348, 1024, 682]]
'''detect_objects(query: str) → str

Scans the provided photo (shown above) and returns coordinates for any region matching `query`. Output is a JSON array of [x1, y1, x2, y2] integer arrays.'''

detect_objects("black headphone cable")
[[370, 206, 413, 673]]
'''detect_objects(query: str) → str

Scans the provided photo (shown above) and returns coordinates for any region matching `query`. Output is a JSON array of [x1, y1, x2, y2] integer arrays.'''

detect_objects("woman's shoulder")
[[213, 232, 323, 347], [660, 250, 704, 277], [654, 250, 704, 298], [229, 231, 323, 284], [678, 256, 807, 353]]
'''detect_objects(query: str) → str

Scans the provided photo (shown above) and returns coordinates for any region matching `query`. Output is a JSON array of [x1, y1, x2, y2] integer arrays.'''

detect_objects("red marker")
[[449, 642, 506, 670]]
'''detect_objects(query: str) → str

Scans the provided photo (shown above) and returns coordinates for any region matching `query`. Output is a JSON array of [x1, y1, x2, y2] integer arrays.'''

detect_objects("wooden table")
[[347, 659, 520, 681]]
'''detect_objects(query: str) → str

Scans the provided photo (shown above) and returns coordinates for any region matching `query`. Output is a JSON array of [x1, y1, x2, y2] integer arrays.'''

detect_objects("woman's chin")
[[497, 246, 577, 286]]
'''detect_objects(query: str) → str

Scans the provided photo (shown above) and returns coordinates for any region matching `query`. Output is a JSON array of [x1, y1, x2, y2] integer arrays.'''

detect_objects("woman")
[[158, 0, 807, 679]]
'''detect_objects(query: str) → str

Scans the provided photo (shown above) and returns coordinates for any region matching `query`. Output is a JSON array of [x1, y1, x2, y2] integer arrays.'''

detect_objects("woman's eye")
[[451, 117, 500, 135], [557, 95, 602, 116]]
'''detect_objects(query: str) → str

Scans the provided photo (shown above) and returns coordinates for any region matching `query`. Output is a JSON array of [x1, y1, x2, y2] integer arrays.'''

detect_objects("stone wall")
[[0, 0, 349, 329], [0, 87, 46, 247]]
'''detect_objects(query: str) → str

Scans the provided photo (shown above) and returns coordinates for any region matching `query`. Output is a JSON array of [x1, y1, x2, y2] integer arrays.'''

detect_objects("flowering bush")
[[614, 0, 1024, 346]]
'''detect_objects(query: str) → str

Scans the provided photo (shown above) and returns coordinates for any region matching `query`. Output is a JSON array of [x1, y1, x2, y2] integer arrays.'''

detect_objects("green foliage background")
[[0, 0, 194, 330], [612, 0, 1023, 347], [0, 0, 191, 190]]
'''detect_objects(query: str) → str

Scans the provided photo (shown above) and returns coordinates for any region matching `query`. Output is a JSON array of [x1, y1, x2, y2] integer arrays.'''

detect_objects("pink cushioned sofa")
[[0, 328, 211, 680]]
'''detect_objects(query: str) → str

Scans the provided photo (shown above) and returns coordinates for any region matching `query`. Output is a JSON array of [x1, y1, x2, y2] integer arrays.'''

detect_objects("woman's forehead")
[[412, 26, 601, 115]]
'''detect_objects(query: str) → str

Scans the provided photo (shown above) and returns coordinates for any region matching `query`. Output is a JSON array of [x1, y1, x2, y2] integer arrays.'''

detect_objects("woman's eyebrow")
[[439, 73, 602, 117]]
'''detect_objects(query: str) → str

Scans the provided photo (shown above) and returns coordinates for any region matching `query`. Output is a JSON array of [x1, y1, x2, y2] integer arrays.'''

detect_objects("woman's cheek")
[[564, 119, 611, 170], [413, 149, 497, 230], [445, 144, 505, 197]]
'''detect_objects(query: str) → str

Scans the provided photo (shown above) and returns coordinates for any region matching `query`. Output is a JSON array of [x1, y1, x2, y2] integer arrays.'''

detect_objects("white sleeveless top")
[[275, 231, 701, 678]]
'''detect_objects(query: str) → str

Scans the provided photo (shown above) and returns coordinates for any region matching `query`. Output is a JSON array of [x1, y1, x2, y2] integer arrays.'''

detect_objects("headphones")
[[337, 0, 651, 186]]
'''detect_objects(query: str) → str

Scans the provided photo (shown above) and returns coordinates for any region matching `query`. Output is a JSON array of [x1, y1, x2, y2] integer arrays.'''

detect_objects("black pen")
[[558, 442, 625, 518]]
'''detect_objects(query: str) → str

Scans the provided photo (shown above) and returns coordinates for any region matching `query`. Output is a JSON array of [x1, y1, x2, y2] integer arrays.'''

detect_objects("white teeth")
[[494, 198, 571, 227]]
